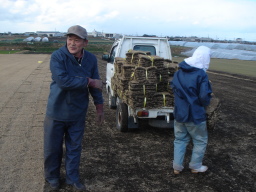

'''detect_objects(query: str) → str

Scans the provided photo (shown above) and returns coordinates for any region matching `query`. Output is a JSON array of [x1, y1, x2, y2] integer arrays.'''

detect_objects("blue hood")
[[179, 61, 200, 72]]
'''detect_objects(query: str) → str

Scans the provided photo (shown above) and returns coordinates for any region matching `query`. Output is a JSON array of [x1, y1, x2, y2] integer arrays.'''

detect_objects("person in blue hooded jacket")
[[170, 46, 212, 174], [44, 25, 104, 191]]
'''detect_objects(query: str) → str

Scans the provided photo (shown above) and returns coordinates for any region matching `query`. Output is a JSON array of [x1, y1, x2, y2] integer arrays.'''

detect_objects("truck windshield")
[[133, 45, 156, 55]]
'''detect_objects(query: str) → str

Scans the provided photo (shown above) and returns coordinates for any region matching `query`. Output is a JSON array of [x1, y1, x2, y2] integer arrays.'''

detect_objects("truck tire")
[[116, 101, 128, 132], [108, 91, 117, 109]]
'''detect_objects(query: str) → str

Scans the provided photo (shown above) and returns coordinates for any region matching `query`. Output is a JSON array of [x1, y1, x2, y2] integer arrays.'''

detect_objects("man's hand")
[[95, 104, 104, 125], [87, 78, 104, 91]]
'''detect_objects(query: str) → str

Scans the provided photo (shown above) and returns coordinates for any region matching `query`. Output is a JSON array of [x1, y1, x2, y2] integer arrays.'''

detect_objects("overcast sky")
[[1, 0, 256, 41]]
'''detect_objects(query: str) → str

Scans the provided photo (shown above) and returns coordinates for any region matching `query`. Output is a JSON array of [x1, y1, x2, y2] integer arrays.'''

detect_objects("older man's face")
[[67, 35, 88, 57]]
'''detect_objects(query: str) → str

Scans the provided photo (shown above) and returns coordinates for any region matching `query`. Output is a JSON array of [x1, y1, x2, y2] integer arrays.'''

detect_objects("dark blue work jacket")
[[46, 46, 103, 121], [170, 61, 212, 124]]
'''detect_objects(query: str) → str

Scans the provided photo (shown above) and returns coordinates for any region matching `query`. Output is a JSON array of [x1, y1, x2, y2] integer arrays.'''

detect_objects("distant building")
[[197, 37, 213, 42], [36, 31, 64, 37], [103, 33, 121, 39], [183, 36, 198, 42], [104, 33, 114, 38], [88, 29, 103, 37], [53, 32, 65, 37], [87, 29, 121, 39], [24, 32, 36, 36], [171, 36, 183, 41]]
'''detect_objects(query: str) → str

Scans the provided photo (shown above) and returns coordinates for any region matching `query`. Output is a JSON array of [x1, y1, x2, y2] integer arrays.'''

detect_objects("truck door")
[[106, 45, 117, 95]]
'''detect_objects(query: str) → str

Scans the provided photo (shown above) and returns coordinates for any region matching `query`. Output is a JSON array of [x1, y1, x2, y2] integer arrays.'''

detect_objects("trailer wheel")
[[116, 101, 128, 132], [108, 91, 116, 109]]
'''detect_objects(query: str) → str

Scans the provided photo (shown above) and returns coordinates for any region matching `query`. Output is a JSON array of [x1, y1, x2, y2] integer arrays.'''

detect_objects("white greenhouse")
[[23, 37, 35, 42], [34, 37, 41, 42], [169, 41, 256, 61], [42, 37, 49, 42]]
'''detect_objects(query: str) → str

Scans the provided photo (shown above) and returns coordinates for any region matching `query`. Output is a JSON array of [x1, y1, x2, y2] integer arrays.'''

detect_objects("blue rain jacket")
[[46, 45, 103, 121], [171, 61, 212, 124]]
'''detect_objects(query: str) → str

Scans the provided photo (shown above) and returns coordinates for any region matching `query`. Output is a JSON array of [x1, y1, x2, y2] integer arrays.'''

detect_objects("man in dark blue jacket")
[[170, 46, 212, 175], [44, 25, 104, 191]]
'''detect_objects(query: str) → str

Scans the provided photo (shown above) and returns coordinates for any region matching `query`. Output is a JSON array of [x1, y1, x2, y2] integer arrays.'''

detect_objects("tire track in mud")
[[208, 71, 256, 82], [207, 70, 256, 191]]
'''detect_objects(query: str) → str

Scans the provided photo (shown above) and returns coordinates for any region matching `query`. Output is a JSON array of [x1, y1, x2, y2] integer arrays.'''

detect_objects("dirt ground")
[[0, 53, 255, 192]]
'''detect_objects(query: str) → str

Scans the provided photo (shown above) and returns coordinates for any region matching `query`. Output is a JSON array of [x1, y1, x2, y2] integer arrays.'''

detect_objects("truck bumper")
[[148, 119, 174, 128]]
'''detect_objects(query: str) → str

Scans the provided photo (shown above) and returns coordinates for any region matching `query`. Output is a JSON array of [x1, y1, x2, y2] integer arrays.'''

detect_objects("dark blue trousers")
[[44, 116, 85, 184]]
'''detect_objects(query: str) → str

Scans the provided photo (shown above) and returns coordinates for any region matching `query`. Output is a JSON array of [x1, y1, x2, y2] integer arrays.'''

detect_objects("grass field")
[[0, 50, 20, 54], [173, 56, 256, 78], [0, 35, 114, 54], [1, 36, 256, 78]]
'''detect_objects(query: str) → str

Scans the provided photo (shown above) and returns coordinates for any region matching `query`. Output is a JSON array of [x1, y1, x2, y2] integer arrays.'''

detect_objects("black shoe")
[[49, 182, 60, 190], [69, 182, 86, 191]]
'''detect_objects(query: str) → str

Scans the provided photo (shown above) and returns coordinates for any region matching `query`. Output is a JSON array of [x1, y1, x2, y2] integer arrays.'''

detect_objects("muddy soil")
[[0, 54, 255, 192]]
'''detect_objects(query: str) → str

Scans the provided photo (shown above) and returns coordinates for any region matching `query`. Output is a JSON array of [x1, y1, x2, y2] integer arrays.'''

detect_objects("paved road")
[[0, 54, 51, 192]]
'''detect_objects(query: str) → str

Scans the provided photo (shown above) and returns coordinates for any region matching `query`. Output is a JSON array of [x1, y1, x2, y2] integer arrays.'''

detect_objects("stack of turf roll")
[[126, 50, 151, 65], [111, 50, 178, 109], [134, 66, 157, 83], [164, 59, 179, 76], [114, 57, 125, 73], [151, 92, 173, 108], [127, 81, 156, 108]]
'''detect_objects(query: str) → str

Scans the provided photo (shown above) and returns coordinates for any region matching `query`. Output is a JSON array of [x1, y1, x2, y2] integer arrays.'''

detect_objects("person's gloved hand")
[[87, 78, 103, 91], [95, 104, 104, 125]]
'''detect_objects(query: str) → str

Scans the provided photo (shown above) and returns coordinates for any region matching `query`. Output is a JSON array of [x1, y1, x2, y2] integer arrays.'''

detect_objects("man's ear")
[[84, 39, 89, 46]]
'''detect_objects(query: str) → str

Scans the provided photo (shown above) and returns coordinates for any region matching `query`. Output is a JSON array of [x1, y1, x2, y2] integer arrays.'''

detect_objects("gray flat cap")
[[67, 25, 88, 39]]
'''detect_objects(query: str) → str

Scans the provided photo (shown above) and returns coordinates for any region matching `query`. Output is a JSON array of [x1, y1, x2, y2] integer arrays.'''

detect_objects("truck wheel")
[[108, 91, 116, 109], [116, 101, 128, 132]]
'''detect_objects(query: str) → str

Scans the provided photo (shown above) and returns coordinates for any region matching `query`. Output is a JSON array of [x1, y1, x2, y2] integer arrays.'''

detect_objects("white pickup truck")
[[102, 36, 175, 132]]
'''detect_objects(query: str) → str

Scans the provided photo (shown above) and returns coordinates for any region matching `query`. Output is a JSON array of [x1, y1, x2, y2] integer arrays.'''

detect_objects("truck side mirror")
[[102, 54, 110, 61], [110, 55, 115, 63]]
